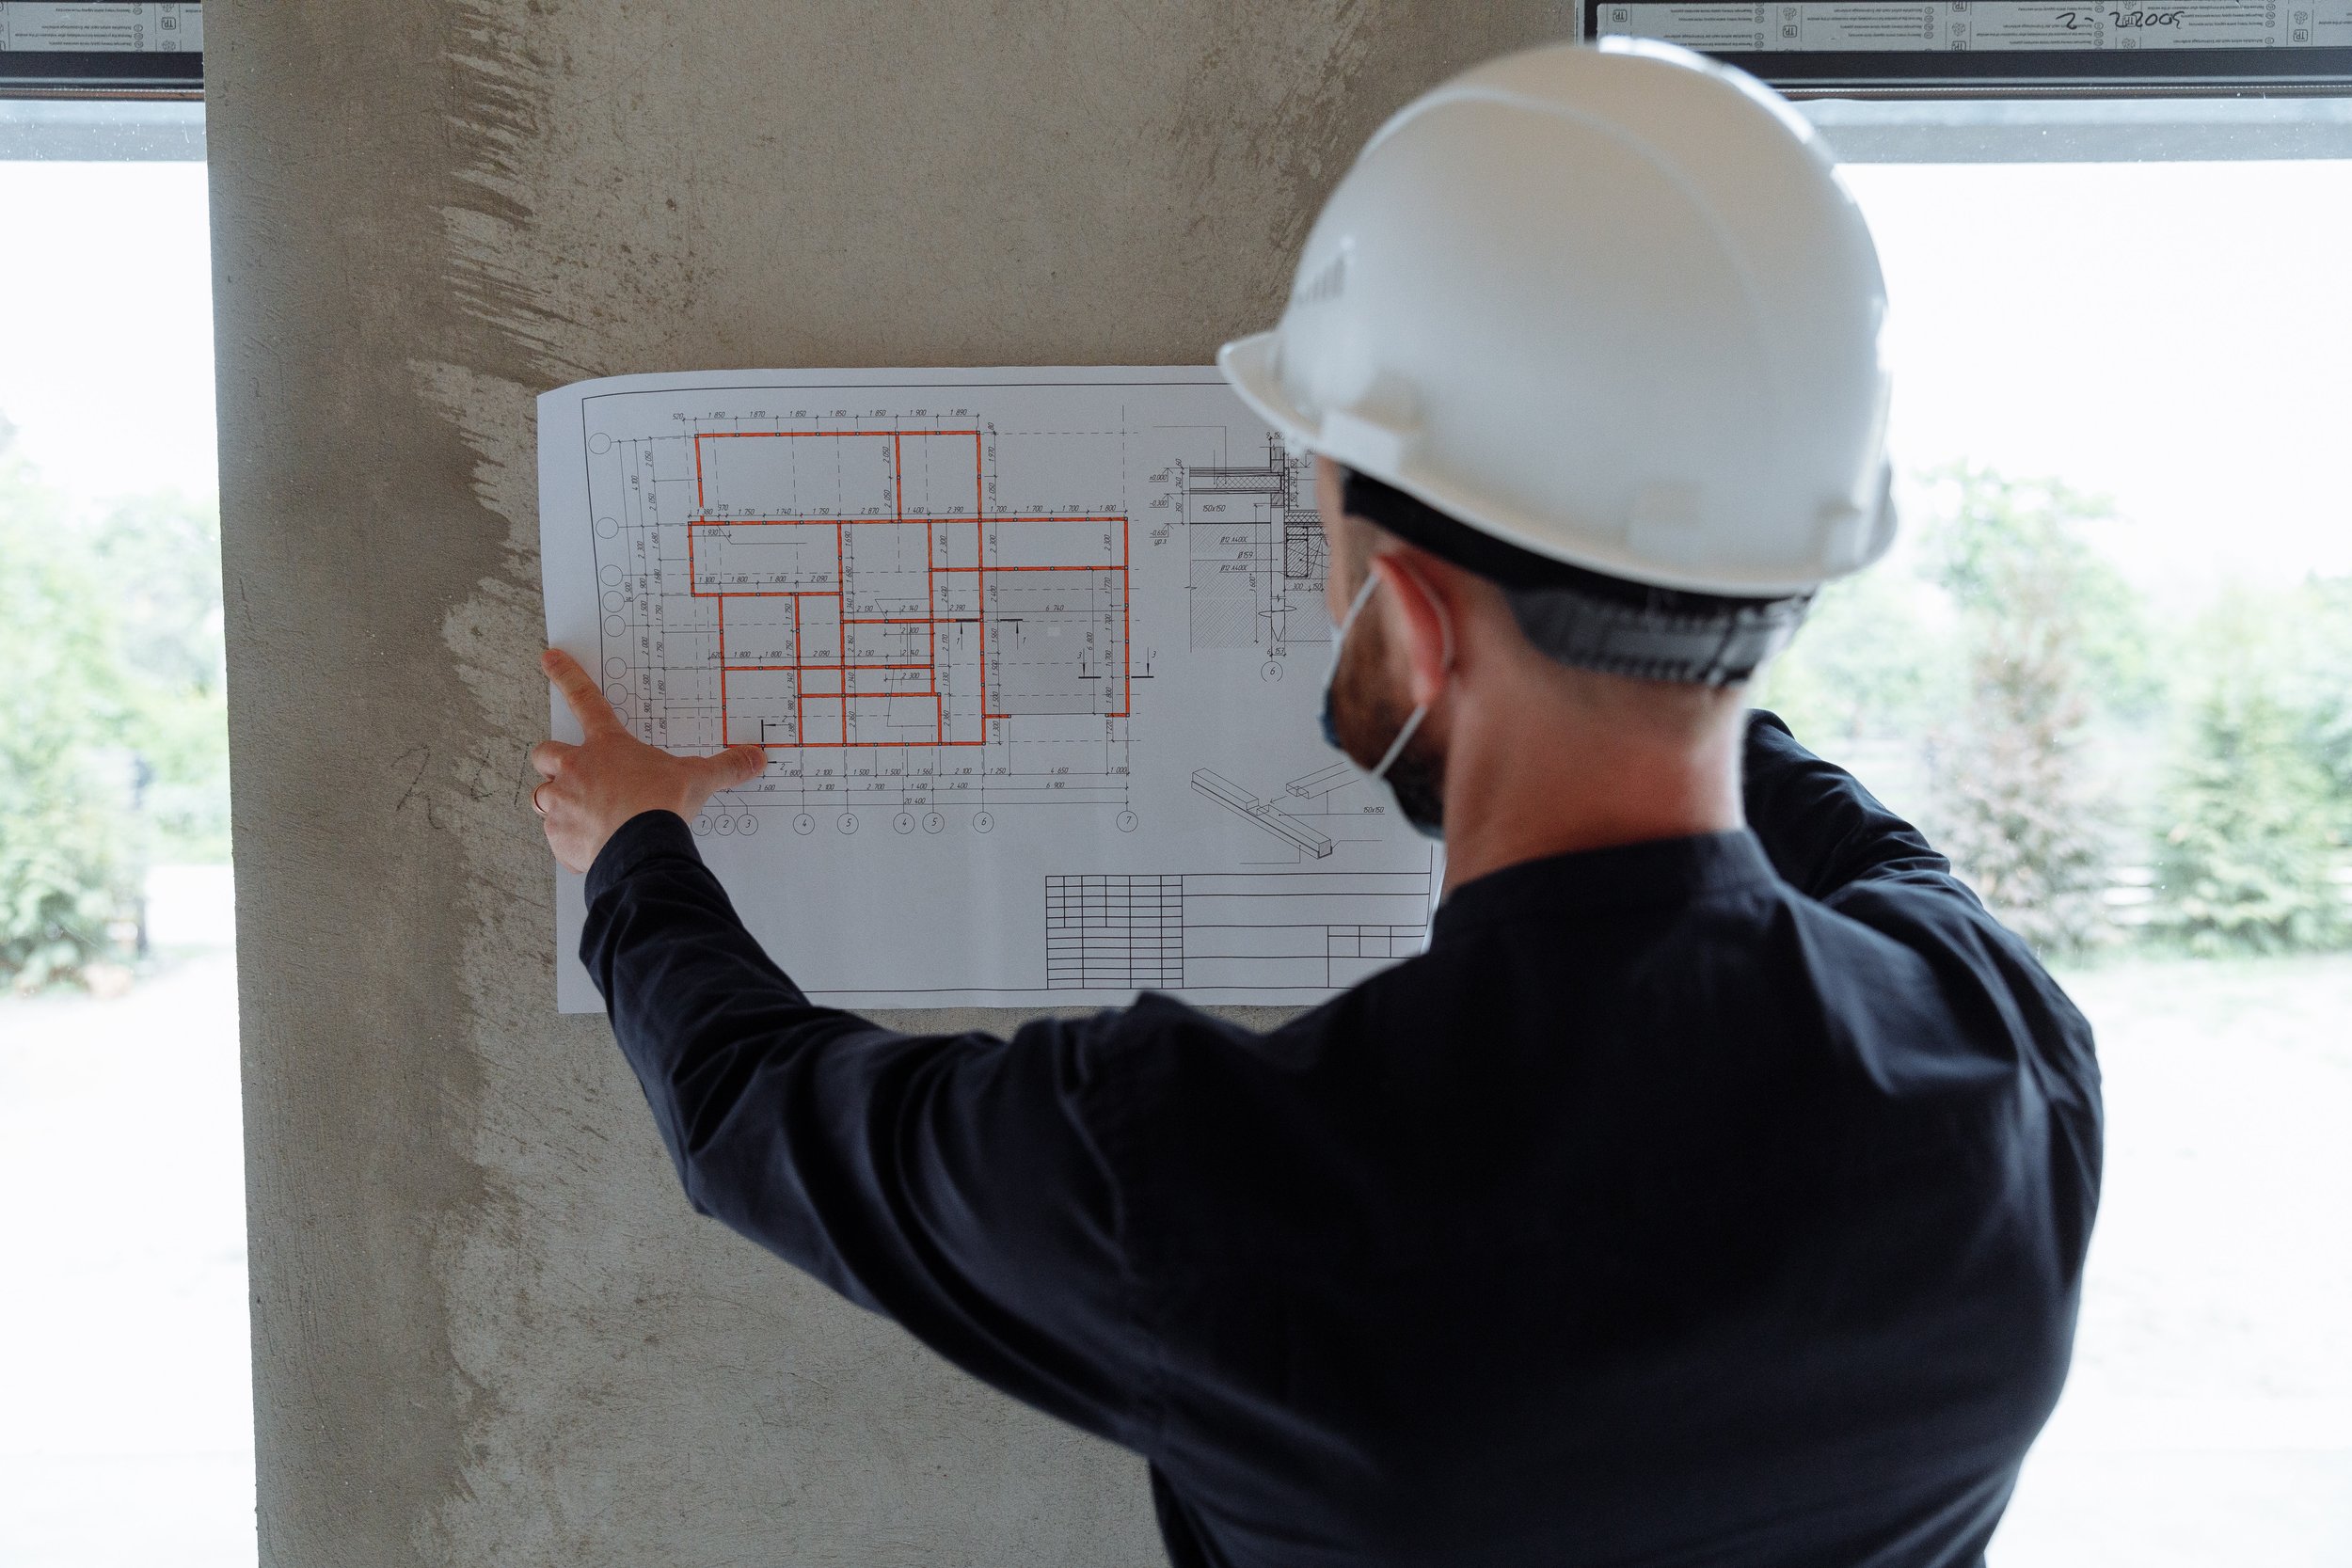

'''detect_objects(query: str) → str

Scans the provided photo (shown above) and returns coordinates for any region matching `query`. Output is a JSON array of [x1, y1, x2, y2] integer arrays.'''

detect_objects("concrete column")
[[207, 3, 1558, 1561]]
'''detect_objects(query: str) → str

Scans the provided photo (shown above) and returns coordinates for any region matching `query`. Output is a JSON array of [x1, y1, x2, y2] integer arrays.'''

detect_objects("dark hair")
[[1336, 468, 1809, 687]]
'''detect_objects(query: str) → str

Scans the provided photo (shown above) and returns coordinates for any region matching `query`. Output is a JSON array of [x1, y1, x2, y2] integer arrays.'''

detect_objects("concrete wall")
[[208, 4, 1559, 1561]]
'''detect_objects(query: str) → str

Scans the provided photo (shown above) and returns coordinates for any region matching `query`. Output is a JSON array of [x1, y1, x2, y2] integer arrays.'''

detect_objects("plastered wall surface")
[[207, 4, 1559, 1562]]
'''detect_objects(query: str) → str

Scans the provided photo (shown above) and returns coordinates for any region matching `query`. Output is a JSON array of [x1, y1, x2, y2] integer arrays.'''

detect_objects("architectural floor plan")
[[540, 368, 1438, 1009]]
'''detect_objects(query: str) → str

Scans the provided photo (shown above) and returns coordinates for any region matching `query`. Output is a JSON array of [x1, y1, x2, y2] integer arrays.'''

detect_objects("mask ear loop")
[[1364, 561, 1455, 783], [1333, 569, 1382, 641]]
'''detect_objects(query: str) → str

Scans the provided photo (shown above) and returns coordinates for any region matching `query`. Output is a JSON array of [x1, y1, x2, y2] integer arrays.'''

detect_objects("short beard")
[[1327, 600, 1448, 836]]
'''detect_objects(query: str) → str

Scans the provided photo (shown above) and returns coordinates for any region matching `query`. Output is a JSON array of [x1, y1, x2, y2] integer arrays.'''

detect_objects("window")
[[0, 99, 252, 1568], [1759, 105, 2352, 1566]]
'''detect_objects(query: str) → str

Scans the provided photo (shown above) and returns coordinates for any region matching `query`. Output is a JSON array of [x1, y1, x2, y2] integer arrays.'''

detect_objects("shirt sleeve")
[[579, 810, 1152, 1448], [1740, 708, 1978, 908], [1740, 724, 2102, 1281]]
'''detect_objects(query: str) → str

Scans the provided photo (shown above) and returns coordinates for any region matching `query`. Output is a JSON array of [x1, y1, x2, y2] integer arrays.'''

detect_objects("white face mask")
[[1317, 567, 1452, 836]]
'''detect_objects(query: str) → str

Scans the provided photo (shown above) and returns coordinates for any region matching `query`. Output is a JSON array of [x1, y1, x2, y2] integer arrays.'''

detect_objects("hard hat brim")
[[1215, 331, 1318, 458]]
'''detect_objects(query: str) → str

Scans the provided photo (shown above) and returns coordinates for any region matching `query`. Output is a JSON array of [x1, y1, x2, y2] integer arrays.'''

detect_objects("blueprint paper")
[[539, 367, 1440, 1012]]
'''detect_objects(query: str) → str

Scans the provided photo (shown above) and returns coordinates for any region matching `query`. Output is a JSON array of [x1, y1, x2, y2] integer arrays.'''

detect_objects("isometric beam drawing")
[[1192, 768, 1334, 859], [1286, 762, 1354, 798]]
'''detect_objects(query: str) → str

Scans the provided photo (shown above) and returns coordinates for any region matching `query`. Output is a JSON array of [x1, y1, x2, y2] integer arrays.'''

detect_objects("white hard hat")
[[1218, 38, 1894, 599]]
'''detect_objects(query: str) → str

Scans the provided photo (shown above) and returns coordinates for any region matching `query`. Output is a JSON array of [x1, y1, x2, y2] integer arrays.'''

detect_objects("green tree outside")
[[2289, 576, 2352, 847], [88, 490, 231, 860], [1917, 467, 2139, 958], [1, 434, 137, 989], [0, 420, 230, 990], [2149, 588, 2350, 956], [1765, 465, 2146, 958]]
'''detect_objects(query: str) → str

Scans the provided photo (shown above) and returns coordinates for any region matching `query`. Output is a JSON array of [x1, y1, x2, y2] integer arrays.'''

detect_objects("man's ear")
[[1370, 552, 1457, 708]]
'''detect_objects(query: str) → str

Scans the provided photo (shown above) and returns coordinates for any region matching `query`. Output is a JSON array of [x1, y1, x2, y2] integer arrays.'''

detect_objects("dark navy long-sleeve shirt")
[[580, 712, 2102, 1567]]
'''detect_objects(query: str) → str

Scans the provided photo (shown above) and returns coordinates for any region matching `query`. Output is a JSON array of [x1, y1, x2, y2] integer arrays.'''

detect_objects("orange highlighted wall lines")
[[688, 428, 1131, 750]]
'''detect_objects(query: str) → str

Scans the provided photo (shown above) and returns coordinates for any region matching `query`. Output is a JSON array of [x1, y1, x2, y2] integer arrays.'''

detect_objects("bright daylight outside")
[[2, 125, 2347, 1567], [1, 135, 248, 1567]]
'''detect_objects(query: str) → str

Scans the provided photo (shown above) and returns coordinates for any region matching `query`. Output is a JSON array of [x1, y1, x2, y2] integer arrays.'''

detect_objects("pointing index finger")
[[543, 648, 625, 737]]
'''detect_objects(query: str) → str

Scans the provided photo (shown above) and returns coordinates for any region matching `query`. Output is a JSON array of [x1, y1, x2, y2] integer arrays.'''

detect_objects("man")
[[530, 40, 2099, 1568]]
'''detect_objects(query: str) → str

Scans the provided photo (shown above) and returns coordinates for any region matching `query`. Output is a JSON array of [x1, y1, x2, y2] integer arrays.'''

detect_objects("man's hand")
[[531, 648, 767, 873]]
